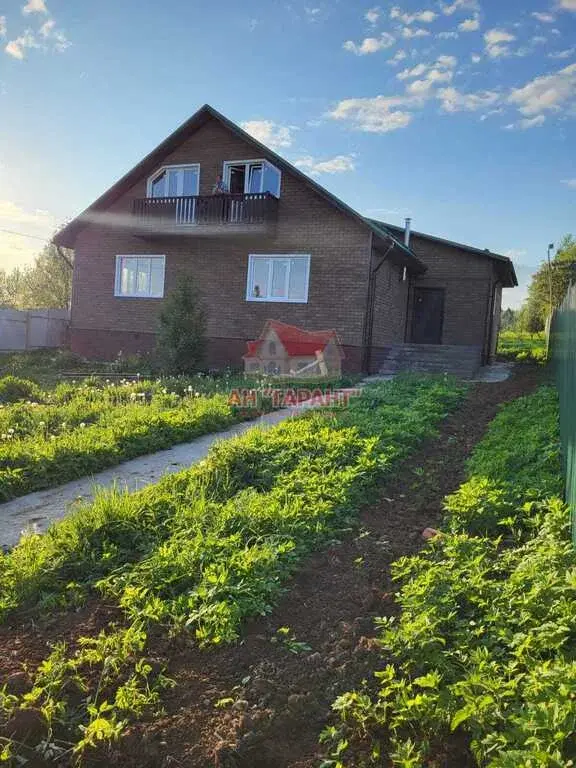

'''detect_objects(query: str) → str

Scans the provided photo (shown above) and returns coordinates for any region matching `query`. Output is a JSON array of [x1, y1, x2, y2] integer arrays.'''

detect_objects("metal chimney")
[[404, 217, 412, 247]]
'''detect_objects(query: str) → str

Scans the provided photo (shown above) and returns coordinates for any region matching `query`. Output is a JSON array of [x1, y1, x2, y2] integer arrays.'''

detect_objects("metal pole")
[[547, 243, 555, 315]]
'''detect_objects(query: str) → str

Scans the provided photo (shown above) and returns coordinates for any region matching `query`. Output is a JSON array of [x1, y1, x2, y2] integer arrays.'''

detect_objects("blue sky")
[[0, 0, 575, 307]]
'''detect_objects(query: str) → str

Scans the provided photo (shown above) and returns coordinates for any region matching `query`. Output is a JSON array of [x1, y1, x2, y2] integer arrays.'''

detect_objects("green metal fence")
[[550, 282, 576, 543]]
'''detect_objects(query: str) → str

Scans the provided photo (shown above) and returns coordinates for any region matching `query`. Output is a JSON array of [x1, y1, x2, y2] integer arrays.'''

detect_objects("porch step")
[[378, 344, 482, 379]]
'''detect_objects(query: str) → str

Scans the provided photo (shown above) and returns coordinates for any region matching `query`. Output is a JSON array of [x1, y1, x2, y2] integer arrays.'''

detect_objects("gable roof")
[[244, 320, 344, 359], [52, 104, 421, 273], [370, 220, 518, 287]]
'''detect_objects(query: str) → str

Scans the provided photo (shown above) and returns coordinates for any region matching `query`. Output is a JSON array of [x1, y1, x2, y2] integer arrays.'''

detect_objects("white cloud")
[[401, 26, 430, 38], [508, 62, 576, 115], [5, 30, 39, 59], [561, 178, 576, 187], [390, 6, 437, 23], [559, 0, 576, 9], [548, 47, 576, 58], [397, 62, 428, 79], [343, 32, 395, 54], [484, 28, 516, 58], [504, 115, 547, 129], [240, 120, 295, 149], [471, 52, 482, 62], [0, 200, 56, 271], [407, 67, 453, 95], [532, 11, 556, 22], [531, 35, 548, 44], [295, 154, 356, 175], [437, 86, 500, 112], [441, 0, 479, 15], [387, 49, 408, 65], [365, 6, 380, 25], [437, 30, 459, 38], [39, 19, 55, 36], [458, 14, 480, 31], [304, 7, 321, 21], [0, 16, 6, 37], [22, 0, 47, 14], [329, 96, 414, 132], [398, 55, 456, 82]]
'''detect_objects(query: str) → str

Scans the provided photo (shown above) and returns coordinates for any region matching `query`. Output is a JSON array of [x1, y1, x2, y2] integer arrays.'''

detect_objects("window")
[[147, 165, 200, 198], [246, 255, 310, 303], [115, 255, 165, 298], [223, 160, 281, 197]]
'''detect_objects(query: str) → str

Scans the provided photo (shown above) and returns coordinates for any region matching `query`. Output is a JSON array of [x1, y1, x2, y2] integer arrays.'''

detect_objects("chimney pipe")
[[404, 217, 412, 247]]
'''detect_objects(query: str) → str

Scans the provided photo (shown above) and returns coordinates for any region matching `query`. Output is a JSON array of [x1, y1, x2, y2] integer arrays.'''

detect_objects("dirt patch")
[[98, 365, 544, 768]]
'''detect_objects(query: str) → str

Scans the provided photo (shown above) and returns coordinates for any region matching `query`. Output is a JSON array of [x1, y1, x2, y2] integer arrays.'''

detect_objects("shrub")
[[0, 375, 42, 404], [156, 279, 207, 374]]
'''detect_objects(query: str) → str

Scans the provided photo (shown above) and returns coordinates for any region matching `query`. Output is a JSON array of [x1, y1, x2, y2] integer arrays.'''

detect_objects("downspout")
[[362, 235, 395, 373], [482, 277, 494, 365]]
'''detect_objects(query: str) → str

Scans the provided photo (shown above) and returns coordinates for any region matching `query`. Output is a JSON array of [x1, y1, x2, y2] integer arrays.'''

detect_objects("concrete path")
[[0, 404, 319, 550]]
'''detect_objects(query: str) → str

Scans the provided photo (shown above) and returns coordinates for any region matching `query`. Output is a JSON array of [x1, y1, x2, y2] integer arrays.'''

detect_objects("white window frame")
[[114, 255, 166, 298], [146, 164, 200, 198], [246, 254, 310, 303], [222, 159, 281, 197]]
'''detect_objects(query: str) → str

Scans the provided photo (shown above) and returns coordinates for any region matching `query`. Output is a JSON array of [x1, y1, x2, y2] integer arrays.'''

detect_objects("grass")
[[320, 385, 575, 768], [497, 330, 547, 363], [0, 375, 466, 763], [0, 376, 272, 502]]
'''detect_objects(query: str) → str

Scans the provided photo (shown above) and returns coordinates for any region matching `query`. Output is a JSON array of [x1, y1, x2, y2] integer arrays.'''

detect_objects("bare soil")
[[0, 365, 546, 768]]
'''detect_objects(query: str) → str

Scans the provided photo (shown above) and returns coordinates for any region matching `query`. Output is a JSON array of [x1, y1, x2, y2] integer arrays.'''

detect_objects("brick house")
[[54, 104, 517, 376]]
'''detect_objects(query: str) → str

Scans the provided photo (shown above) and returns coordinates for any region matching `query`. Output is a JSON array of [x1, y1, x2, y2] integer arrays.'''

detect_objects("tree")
[[0, 243, 73, 309], [520, 235, 576, 329], [156, 278, 207, 373], [500, 308, 517, 331]]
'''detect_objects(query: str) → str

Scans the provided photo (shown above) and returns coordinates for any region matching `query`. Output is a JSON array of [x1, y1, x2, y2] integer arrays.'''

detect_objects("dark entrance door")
[[410, 288, 445, 344]]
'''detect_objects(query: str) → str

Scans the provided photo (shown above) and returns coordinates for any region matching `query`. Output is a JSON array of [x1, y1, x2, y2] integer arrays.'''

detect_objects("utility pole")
[[547, 243, 555, 315]]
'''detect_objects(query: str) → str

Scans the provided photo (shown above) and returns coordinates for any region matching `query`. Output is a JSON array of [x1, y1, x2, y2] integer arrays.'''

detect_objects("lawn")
[[497, 330, 547, 362], [0, 375, 466, 763], [321, 385, 574, 767]]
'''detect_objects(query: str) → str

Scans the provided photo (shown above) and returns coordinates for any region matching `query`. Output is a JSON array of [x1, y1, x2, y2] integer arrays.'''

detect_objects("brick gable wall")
[[70, 119, 371, 371]]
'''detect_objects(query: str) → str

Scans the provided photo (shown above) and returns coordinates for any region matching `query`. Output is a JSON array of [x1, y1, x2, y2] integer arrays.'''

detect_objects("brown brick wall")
[[70, 328, 364, 373], [371, 256, 409, 346], [407, 234, 496, 351], [71, 118, 371, 371]]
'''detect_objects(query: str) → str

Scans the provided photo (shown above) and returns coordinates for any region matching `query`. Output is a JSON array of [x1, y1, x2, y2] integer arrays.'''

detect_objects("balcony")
[[132, 192, 278, 238]]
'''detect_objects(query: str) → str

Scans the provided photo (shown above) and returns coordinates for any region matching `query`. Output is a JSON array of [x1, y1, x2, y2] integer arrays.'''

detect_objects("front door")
[[410, 288, 445, 344]]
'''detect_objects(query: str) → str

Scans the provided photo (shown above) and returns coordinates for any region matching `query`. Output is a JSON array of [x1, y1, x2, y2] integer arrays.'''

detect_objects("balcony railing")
[[132, 192, 278, 233]]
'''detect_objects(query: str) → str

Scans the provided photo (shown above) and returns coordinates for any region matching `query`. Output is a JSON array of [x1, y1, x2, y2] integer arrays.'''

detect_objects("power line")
[[0, 227, 51, 243]]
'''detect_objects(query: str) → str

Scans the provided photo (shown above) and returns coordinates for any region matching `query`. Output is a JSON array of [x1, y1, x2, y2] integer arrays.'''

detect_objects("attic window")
[[246, 255, 310, 303], [147, 165, 200, 198], [223, 160, 281, 197]]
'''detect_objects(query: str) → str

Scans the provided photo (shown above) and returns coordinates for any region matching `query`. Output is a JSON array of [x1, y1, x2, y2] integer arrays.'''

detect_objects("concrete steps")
[[378, 344, 482, 379]]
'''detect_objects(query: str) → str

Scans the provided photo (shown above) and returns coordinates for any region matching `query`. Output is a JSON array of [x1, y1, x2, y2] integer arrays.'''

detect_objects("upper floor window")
[[114, 255, 165, 298], [246, 254, 310, 303], [147, 165, 200, 198], [223, 160, 281, 198]]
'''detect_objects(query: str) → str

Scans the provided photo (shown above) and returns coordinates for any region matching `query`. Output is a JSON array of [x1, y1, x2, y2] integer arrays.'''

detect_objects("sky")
[[0, 0, 575, 308]]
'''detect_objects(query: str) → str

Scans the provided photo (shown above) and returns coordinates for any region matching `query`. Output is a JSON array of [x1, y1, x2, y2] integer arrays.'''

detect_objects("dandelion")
[[80, 422, 86, 429], [7, 428, 14, 434]]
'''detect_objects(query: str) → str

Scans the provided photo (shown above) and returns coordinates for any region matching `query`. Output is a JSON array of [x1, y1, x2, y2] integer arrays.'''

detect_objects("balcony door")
[[147, 164, 200, 224]]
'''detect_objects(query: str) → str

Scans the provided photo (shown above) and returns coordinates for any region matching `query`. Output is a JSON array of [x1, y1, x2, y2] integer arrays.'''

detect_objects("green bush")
[[156, 279, 207, 374], [0, 375, 43, 404], [322, 386, 575, 768]]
